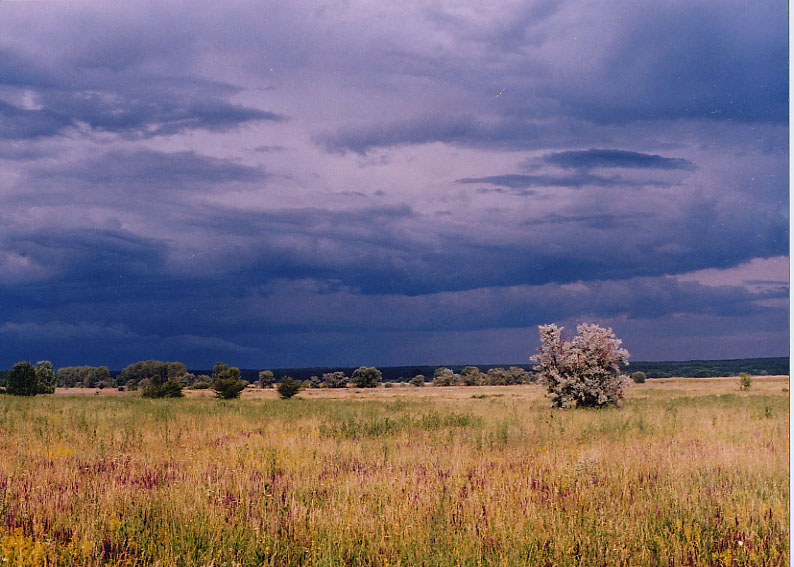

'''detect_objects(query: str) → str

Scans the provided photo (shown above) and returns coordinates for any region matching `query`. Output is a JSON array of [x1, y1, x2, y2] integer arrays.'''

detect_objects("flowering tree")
[[531, 323, 630, 408]]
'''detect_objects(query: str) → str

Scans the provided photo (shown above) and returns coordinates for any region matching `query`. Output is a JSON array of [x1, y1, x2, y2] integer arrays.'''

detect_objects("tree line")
[[1, 345, 785, 401], [0, 357, 538, 398]]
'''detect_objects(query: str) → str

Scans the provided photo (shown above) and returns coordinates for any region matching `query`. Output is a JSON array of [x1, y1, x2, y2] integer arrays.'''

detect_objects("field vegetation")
[[0, 377, 788, 566]]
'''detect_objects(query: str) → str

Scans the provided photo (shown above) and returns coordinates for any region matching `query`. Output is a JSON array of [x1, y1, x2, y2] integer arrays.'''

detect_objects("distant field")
[[1, 377, 788, 566]]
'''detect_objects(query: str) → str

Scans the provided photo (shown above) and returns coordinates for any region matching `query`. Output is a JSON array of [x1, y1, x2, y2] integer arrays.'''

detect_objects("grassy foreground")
[[0, 378, 788, 566]]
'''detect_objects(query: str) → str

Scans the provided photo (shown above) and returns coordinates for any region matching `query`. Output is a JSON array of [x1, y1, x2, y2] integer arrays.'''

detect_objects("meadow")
[[0, 377, 788, 566]]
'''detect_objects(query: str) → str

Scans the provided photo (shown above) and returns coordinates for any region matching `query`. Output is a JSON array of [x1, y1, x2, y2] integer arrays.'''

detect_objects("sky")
[[0, 0, 788, 370]]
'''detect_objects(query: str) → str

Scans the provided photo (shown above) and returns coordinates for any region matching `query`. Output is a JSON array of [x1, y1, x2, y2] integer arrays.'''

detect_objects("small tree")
[[460, 366, 483, 386], [277, 377, 302, 399], [321, 371, 348, 388], [160, 380, 185, 397], [409, 374, 425, 387], [433, 367, 458, 386], [35, 361, 56, 394], [532, 323, 630, 408], [7, 361, 38, 396], [631, 371, 646, 384], [508, 366, 532, 384], [142, 374, 184, 398], [258, 370, 275, 388], [213, 365, 247, 399], [191, 376, 212, 389], [739, 372, 752, 391], [351, 366, 382, 388]]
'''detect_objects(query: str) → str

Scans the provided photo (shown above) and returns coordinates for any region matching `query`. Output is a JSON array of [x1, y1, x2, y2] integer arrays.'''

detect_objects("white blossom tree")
[[531, 323, 630, 408]]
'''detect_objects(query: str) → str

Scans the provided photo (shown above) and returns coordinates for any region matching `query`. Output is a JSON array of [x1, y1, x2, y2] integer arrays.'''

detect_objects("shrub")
[[409, 374, 426, 387], [433, 368, 458, 387], [35, 361, 56, 394], [142, 379, 184, 398], [531, 323, 630, 408], [178, 372, 195, 386], [321, 371, 348, 388], [739, 372, 752, 391], [6, 361, 38, 396], [460, 366, 484, 386], [258, 370, 275, 388], [277, 377, 302, 399], [631, 371, 646, 383], [213, 365, 247, 399], [351, 367, 382, 388], [160, 380, 185, 397]]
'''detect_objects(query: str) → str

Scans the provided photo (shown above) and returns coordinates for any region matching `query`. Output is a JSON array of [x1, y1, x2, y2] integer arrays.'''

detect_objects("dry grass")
[[1, 376, 788, 566]]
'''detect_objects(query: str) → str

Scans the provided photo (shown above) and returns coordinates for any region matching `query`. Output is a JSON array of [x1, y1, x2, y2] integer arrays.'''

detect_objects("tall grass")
[[0, 379, 788, 566]]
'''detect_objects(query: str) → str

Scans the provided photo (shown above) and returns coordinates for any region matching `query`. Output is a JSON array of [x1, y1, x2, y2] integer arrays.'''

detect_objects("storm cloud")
[[544, 149, 696, 171], [0, 0, 787, 368]]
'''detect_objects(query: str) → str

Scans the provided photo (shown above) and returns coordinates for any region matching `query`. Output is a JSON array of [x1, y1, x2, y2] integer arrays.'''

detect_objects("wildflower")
[[738, 540, 743, 547]]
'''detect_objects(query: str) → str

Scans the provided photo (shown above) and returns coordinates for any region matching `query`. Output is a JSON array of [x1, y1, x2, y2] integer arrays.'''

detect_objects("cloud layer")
[[0, 0, 787, 368]]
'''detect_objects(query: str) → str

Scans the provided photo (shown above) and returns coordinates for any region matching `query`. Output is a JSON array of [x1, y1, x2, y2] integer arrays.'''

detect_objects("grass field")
[[0, 377, 788, 566]]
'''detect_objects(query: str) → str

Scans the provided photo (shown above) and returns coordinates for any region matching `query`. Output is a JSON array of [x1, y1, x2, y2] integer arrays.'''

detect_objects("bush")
[[739, 372, 752, 391], [631, 371, 646, 383], [277, 377, 302, 399], [460, 366, 484, 386], [351, 367, 382, 388], [160, 380, 185, 397], [142, 379, 184, 398], [433, 368, 458, 387], [35, 361, 56, 394], [409, 374, 426, 387], [532, 323, 630, 408], [258, 370, 275, 388], [6, 361, 37, 396], [321, 371, 348, 388], [213, 364, 247, 399]]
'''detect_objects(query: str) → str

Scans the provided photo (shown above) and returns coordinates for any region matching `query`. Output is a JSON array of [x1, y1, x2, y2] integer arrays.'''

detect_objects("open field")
[[1, 377, 789, 566]]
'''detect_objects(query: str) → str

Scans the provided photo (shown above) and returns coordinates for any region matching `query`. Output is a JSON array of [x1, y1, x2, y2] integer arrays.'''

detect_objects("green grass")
[[0, 380, 788, 566]]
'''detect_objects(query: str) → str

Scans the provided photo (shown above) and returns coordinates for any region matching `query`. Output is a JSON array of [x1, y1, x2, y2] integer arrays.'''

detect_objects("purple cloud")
[[0, 0, 786, 368]]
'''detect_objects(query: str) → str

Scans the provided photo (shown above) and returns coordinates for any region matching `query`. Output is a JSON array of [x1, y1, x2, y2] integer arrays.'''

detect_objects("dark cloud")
[[107, 193, 784, 299], [0, 101, 74, 140], [317, 1, 786, 155], [0, 1, 786, 367], [316, 116, 489, 155], [457, 173, 636, 190], [3, 228, 167, 287], [0, 269, 785, 368], [36, 149, 266, 187], [544, 149, 695, 171], [42, 83, 283, 138], [0, 39, 284, 140], [582, 2, 788, 124]]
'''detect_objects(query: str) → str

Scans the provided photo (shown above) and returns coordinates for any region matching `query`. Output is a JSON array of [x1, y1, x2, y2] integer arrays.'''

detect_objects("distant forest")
[[199, 356, 789, 383]]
